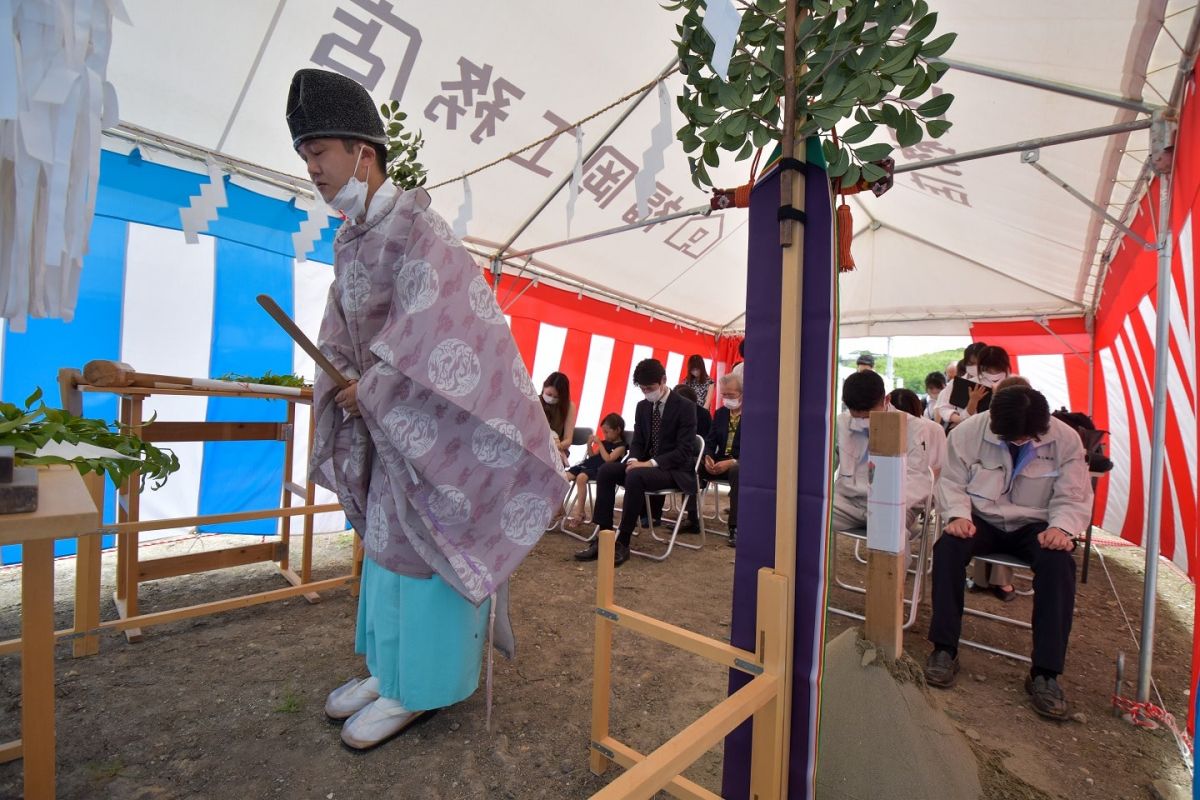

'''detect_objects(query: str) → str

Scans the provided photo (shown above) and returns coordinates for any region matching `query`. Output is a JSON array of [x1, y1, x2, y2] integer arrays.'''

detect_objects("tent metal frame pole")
[[504, 205, 714, 261], [1136, 170, 1173, 705], [892, 119, 1153, 175], [935, 57, 1157, 114], [491, 57, 679, 261], [1022, 152, 1156, 251], [1032, 316, 1088, 363]]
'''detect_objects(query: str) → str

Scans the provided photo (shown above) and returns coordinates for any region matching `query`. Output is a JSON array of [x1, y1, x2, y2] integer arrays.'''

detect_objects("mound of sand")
[[816, 629, 982, 800]]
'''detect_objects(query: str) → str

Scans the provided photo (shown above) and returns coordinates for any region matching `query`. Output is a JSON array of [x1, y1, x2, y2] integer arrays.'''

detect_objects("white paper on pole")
[[701, 0, 741, 81], [565, 125, 583, 236], [866, 454, 906, 554], [452, 173, 473, 238]]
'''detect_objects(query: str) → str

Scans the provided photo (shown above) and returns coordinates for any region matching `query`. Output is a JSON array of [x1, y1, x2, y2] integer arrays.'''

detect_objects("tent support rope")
[[490, 57, 680, 264]]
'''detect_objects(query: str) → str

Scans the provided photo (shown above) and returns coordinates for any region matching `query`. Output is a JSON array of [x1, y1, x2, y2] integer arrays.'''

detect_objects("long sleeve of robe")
[[309, 187, 565, 612]]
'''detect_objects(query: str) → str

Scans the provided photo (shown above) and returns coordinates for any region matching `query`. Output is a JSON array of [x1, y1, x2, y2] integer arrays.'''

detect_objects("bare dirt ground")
[[0, 502, 1193, 800]]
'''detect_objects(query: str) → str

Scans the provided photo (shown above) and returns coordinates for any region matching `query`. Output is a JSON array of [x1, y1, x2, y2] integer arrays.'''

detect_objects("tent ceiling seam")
[[216, 0, 287, 153], [878, 224, 1086, 309]]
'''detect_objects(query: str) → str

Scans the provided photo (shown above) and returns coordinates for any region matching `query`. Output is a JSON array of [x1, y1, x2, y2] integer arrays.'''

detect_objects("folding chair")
[[558, 427, 596, 542], [960, 552, 1035, 663], [827, 471, 935, 631], [700, 477, 731, 522], [631, 435, 706, 561]]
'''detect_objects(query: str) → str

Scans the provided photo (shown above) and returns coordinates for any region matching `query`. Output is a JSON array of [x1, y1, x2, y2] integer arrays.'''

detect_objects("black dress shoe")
[[727, 526, 737, 548], [574, 541, 600, 561], [614, 542, 630, 566]]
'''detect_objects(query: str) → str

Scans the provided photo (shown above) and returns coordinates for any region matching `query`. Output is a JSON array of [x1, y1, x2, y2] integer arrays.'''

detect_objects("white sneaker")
[[324, 676, 380, 720], [340, 696, 421, 750]]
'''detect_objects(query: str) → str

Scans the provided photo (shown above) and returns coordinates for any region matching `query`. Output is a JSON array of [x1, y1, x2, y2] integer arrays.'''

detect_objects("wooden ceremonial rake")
[[255, 294, 351, 390]]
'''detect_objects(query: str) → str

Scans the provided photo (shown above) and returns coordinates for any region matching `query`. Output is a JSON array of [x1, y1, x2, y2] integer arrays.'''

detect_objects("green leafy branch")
[[218, 371, 309, 389], [380, 101, 429, 190], [666, 0, 957, 188], [0, 388, 180, 491]]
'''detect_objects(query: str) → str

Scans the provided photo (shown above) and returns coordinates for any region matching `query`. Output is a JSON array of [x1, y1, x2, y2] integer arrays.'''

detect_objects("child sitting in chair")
[[563, 413, 627, 525]]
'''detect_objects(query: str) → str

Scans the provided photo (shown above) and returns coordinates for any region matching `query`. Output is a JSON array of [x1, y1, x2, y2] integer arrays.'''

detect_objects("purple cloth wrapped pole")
[[721, 140, 835, 800]]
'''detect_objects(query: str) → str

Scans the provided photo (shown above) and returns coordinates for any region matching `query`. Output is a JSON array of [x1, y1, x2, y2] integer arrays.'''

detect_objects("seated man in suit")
[[924, 386, 1091, 720], [576, 358, 697, 566], [832, 370, 942, 533]]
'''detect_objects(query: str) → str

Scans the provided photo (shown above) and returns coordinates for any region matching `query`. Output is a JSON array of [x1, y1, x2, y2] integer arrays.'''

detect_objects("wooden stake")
[[21, 538, 56, 799], [749, 570, 790, 799], [864, 411, 907, 660], [590, 529, 617, 777]]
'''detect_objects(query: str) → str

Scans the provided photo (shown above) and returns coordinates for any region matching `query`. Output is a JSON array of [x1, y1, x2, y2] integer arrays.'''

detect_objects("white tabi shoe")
[[340, 696, 427, 750], [324, 676, 380, 720]]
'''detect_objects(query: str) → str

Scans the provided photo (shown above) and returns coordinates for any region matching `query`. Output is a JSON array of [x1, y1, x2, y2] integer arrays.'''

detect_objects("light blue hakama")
[[355, 554, 490, 711]]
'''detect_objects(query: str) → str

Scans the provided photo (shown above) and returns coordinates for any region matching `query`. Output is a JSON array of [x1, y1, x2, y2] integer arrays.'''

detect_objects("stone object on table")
[[0, 466, 38, 514]]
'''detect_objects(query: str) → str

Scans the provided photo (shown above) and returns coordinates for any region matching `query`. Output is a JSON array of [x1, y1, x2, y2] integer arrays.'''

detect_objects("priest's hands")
[[336, 380, 360, 417]]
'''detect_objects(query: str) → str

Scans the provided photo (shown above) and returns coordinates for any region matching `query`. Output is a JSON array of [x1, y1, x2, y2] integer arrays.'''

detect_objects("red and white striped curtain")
[[490, 274, 743, 432]]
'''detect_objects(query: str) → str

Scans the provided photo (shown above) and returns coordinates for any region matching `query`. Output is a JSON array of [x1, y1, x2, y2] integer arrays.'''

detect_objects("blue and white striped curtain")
[[1, 149, 345, 564]]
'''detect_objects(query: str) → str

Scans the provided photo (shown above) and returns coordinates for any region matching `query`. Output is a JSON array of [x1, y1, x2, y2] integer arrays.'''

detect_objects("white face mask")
[[642, 387, 663, 403], [964, 365, 979, 380], [541, 391, 558, 405], [722, 397, 742, 410], [328, 146, 368, 220], [979, 370, 1006, 387], [848, 416, 870, 432], [691, 369, 702, 377]]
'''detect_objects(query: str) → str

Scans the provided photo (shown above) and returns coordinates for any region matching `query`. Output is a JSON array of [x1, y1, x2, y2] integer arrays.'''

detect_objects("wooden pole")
[[72, 473, 106, 658], [863, 410, 907, 660], [21, 538, 56, 799], [590, 529, 618, 776], [766, 1, 807, 795]]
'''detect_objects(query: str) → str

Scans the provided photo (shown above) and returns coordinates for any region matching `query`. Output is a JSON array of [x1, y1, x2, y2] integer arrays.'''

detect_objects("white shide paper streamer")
[[702, 0, 742, 81], [565, 126, 584, 236], [634, 82, 673, 222], [0, 0, 128, 332], [452, 174, 473, 239], [179, 162, 229, 244]]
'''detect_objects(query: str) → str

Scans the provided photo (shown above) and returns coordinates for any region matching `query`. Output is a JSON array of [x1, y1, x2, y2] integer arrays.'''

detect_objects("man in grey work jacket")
[[924, 386, 1092, 720]]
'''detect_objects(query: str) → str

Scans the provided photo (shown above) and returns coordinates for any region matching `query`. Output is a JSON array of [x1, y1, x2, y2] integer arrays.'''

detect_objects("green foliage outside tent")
[[839, 349, 960, 396]]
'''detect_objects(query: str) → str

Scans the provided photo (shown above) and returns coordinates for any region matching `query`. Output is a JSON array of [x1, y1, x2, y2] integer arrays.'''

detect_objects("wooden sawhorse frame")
[[82, 380, 356, 643], [587, 530, 790, 799], [0, 374, 361, 661]]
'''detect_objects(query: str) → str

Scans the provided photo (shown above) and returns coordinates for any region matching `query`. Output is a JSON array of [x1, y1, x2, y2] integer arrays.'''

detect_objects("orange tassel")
[[837, 201, 855, 272]]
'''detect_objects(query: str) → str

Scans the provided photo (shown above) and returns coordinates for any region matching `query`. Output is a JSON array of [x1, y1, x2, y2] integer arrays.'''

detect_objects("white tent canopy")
[[102, 0, 1197, 335]]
